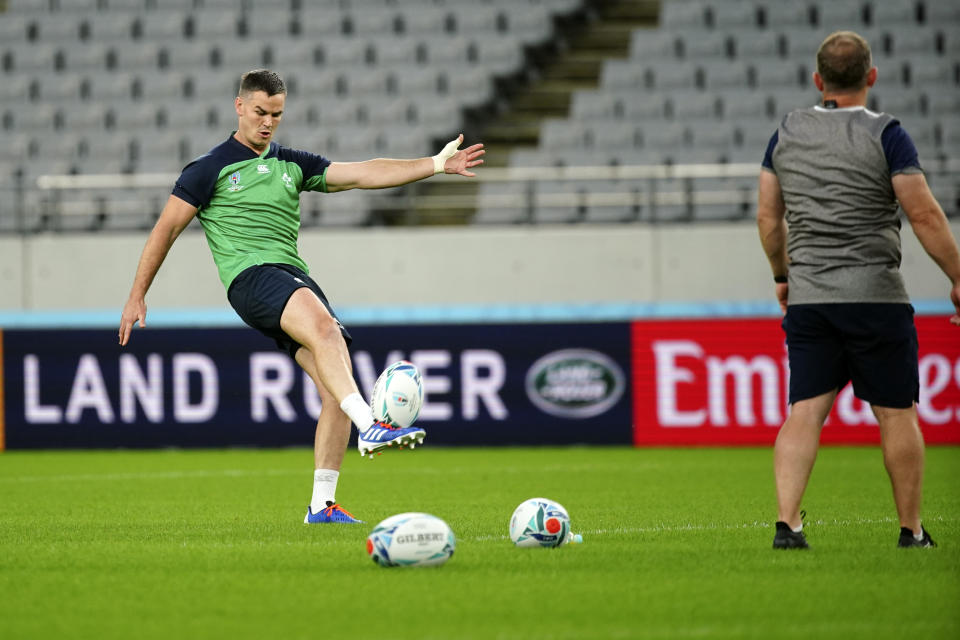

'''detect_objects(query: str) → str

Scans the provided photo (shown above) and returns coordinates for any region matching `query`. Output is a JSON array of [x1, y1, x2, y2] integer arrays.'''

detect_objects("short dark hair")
[[238, 69, 286, 97], [816, 31, 872, 92]]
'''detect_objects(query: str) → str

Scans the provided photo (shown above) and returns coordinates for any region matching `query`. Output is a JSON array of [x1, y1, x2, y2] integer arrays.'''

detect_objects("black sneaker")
[[898, 526, 936, 548], [773, 521, 809, 549]]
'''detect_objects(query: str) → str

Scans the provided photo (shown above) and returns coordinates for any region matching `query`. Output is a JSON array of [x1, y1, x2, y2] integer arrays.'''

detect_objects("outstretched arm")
[[324, 134, 484, 192], [756, 169, 789, 314], [119, 194, 199, 345], [894, 172, 960, 325]]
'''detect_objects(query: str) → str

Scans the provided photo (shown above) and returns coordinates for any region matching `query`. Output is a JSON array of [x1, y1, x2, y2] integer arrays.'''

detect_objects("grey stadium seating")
[[1, 0, 958, 229]]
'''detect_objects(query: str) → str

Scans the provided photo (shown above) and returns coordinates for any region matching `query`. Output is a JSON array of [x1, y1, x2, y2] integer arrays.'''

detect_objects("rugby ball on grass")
[[370, 360, 423, 428], [366, 512, 455, 568], [509, 497, 571, 548]]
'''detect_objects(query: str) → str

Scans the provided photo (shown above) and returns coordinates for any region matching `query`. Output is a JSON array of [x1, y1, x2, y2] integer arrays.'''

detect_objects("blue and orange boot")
[[304, 502, 364, 524], [357, 421, 426, 459]]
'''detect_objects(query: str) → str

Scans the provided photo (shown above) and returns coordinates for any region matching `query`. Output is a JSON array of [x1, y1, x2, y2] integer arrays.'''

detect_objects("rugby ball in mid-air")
[[370, 360, 423, 428], [509, 498, 571, 548], [366, 512, 456, 568]]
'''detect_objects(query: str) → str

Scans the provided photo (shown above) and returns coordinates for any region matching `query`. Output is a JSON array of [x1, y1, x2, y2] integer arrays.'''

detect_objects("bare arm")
[[118, 195, 199, 345], [893, 172, 960, 324], [756, 169, 789, 313], [324, 134, 484, 193]]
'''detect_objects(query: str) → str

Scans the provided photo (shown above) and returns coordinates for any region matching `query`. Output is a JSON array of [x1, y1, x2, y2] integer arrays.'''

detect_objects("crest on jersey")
[[227, 171, 244, 192]]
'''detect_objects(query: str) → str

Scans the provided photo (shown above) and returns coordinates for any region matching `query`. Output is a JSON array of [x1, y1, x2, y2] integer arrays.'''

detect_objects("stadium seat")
[[61, 103, 109, 132], [601, 59, 648, 90], [397, 9, 446, 36], [533, 180, 582, 224], [441, 65, 494, 104], [0, 13, 30, 43], [675, 30, 729, 60], [651, 61, 701, 91], [927, 95, 960, 125], [648, 178, 693, 222], [60, 42, 112, 73], [540, 118, 587, 150], [103, 196, 160, 231], [503, 5, 553, 45], [582, 180, 642, 223], [687, 121, 737, 153], [6, 42, 59, 73], [314, 189, 371, 226], [131, 134, 183, 171], [32, 73, 84, 103], [392, 67, 441, 95], [345, 8, 400, 36], [630, 30, 679, 59], [719, 90, 772, 122], [701, 60, 751, 90], [56, 196, 104, 232], [758, 3, 811, 29], [924, 1, 960, 24], [752, 60, 808, 89], [622, 91, 670, 120], [873, 92, 924, 117], [811, 1, 865, 29], [135, 12, 188, 40], [661, 1, 708, 29], [473, 181, 529, 225], [369, 36, 420, 68], [586, 122, 641, 150], [885, 26, 943, 57], [422, 36, 471, 66], [641, 121, 687, 151], [769, 88, 821, 114], [729, 29, 784, 60], [905, 56, 958, 89], [448, 5, 502, 35], [188, 10, 241, 40], [83, 13, 138, 42], [113, 41, 163, 71], [869, 2, 919, 27], [707, 1, 760, 30], [32, 15, 84, 41], [472, 37, 525, 76], [669, 92, 720, 121], [571, 90, 619, 120]]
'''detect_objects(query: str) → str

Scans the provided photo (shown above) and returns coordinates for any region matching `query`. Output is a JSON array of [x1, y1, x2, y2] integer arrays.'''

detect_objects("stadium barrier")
[[2, 316, 958, 450], [13, 161, 955, 230]]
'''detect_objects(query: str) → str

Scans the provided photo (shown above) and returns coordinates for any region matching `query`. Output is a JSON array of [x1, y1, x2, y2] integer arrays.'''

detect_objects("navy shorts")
[[227, 263, 352, 358], [782, 303, 919, 408]]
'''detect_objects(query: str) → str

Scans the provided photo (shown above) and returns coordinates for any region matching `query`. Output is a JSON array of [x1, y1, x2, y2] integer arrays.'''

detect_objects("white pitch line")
[[468, 514, 951, 542], [0, 468, 304, 483]]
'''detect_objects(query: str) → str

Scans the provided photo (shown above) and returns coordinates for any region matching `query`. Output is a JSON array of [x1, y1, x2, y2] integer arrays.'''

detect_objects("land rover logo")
[[525, 349, 626, 419]]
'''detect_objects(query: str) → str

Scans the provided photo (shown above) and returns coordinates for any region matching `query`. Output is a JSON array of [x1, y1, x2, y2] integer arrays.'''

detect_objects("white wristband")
[[432, 137, 462, 174]]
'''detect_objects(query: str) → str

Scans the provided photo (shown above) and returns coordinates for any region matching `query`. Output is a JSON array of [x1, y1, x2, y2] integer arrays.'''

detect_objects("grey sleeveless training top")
[[767, 105, 922, 304]]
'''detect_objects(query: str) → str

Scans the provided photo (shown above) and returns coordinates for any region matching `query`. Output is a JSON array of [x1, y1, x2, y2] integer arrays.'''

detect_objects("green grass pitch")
[[1, 445, 957, 639]]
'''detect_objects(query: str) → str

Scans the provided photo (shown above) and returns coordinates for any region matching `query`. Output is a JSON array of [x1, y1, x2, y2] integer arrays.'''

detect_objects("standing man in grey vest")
[[756, 31, 960, 549]]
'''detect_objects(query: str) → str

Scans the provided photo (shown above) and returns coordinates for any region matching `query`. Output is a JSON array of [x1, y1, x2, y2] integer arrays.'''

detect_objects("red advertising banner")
[[631, 316, 960, 446]]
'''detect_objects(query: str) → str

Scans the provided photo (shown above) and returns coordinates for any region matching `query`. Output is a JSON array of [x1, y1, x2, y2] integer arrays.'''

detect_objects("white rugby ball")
[[370, 360, 423, 428], [509, 497, 571, 548], [366, 512, 456, 568]]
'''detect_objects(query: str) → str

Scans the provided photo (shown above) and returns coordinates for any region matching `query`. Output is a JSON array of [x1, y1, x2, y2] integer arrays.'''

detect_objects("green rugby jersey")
[[172, 133, 330, 290]]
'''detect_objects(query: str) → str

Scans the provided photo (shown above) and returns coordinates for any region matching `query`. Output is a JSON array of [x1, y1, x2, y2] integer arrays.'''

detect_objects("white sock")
[[914, 528, 924, 541], [310, 469, 339, 513], [792, 524, 803, 533], [339, 392, 374, 432]]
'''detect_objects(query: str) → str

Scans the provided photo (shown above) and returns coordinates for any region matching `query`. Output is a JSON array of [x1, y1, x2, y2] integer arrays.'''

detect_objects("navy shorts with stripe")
[[227, 263, 352, 358], [782, 303, 919, 408]]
